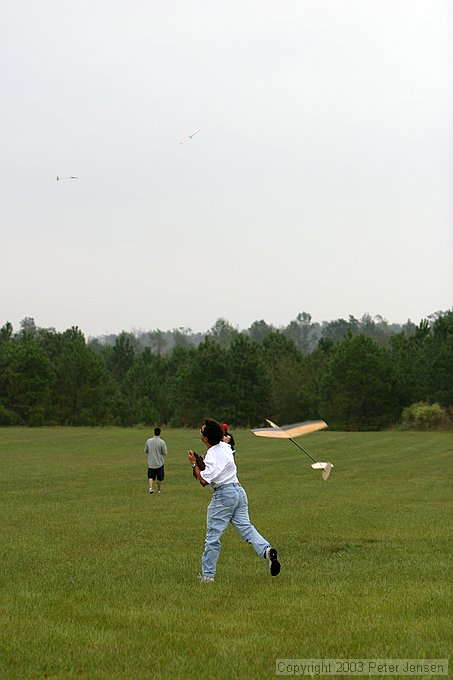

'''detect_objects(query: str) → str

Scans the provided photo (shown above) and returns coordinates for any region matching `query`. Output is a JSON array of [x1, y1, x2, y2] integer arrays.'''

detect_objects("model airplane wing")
[[251, 420, 328, 439]]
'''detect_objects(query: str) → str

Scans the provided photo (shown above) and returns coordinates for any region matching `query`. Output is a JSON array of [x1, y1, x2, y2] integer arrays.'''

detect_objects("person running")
[[188, 417, 280, 582]]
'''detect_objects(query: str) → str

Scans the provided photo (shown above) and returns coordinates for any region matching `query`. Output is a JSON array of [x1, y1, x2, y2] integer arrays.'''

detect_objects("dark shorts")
[[148, 465, 164, 481]]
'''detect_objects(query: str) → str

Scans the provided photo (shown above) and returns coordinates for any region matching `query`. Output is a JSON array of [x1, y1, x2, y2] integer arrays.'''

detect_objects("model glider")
[[252, 418, 334, 481], [179, 129, 201, 144], [56, 176, 78, 181]]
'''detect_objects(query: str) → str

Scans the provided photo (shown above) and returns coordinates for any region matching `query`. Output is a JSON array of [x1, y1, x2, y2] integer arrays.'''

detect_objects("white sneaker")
[[158, 490, 162, 494], [197, 574, 214, 583], [149, 488, 153, 494]]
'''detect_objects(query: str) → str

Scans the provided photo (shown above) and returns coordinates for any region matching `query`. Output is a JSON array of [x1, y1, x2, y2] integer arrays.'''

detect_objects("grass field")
[[1, 427, 452, 680]]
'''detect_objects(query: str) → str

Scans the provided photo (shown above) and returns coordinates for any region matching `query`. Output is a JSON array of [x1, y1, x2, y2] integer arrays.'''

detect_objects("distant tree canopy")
[[87, 311, 421, 355], [0, 310, 451, 429]]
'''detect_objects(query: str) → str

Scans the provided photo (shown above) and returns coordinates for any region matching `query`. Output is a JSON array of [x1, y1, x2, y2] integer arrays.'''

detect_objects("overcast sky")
[[2, 1, 452, 337]]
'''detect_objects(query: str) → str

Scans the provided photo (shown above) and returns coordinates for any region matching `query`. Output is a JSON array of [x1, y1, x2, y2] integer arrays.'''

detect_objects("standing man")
[[145, 427, 167, 494], [188, 417, 281, 582]]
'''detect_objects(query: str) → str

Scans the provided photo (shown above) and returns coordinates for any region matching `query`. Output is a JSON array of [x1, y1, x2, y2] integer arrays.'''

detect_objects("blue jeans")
[[201, 483, 269, 578]]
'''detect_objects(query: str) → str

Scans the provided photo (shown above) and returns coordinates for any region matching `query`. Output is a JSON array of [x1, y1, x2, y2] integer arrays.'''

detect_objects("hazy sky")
[[2, 1, 452, 337]]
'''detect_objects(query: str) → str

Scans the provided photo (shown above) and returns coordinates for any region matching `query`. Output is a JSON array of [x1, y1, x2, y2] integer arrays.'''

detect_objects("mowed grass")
[[1, 427, 452, 680]]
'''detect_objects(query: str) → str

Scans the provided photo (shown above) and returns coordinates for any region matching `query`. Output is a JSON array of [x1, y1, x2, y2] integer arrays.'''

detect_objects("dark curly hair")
[[200, 418, 224, 446]]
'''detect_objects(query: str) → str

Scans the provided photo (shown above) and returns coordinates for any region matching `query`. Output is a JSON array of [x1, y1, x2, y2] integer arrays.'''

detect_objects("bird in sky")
[[179, 129, 201, 145], [56, 176, 78, 181]]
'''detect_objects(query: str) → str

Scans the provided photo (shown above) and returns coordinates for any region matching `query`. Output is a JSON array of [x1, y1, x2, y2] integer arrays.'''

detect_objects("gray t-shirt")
[[145, 435, 168, 468]]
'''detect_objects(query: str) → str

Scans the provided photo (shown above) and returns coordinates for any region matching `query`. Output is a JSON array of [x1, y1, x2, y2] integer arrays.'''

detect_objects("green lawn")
[[1, 427, 452, 679]]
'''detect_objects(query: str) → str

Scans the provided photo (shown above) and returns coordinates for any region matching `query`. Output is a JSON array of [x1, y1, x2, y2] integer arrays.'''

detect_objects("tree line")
[[90, 311, 417, 356], [0, 310, 451, 430]]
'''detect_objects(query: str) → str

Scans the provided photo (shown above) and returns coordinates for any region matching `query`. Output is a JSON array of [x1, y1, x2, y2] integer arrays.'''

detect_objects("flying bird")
[[179, 129, 201, 145], [56, 176, 78, 181]]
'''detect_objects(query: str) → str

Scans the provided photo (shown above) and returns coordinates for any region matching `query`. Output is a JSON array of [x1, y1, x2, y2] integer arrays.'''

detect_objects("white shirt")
[[200, 441, 238, 488]]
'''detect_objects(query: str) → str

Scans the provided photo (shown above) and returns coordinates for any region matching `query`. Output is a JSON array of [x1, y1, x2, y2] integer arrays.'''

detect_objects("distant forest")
[[0, 310, 452, 430], [90, 311, 419, 355]]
